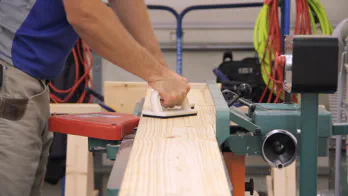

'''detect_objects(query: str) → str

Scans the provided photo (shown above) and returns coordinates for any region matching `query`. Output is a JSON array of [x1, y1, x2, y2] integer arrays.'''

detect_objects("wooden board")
[[50, 103, 104, 114], [118, 84, 231, 196], [272, 161, 296, 196], [103, 82, 221, 114], [104, 82, 148, 114], [50, 104, 102, 196], [266, 175, 274, 196]]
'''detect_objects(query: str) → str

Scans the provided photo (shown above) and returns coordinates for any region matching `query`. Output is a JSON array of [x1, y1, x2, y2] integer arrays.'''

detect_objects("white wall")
[[102, 0, 348, 86]]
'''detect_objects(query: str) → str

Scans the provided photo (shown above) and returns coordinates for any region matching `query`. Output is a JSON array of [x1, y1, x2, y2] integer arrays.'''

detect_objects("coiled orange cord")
[[49, 39, 94, 103], [295, 0, 312, 35], [259, 0, 282, 103]]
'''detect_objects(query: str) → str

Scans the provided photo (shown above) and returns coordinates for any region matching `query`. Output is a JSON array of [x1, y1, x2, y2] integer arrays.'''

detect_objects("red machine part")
[[49, 112, 140, 140]]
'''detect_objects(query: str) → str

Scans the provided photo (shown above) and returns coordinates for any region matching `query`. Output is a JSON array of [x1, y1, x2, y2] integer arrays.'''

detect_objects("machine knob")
[[272, 141, 286, 154], [245, 178, 254, 195], [238, 83, 252, 97]]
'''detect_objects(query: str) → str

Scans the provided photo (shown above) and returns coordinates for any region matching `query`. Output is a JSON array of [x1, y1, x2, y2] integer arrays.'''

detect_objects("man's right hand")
[[148, 68, 190, 108]]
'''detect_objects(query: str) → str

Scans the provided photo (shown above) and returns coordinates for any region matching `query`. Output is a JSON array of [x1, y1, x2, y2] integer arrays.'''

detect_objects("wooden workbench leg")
[[50, 104, 102, 196], [223, 152, 246, 196], [272, 161, 296, 196], [65, 135, 95, 196]]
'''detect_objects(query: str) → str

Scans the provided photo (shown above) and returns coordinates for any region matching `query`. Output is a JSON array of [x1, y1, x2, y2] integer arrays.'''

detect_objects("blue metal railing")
[[147, 5, 180, 74], [147, 5, 180, 20], [148, 2, 292, 76], [106, 2, 291, 76], [176, 3, 264, 75], [281, 0, 291, 52]]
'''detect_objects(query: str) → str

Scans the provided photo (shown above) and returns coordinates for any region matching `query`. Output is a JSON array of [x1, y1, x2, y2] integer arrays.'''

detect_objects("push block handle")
[[150, 90, 191, 113]]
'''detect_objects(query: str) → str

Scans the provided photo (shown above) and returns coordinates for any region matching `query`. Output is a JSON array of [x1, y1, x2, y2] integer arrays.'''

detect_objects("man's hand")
[[148, 69, 190, 108]]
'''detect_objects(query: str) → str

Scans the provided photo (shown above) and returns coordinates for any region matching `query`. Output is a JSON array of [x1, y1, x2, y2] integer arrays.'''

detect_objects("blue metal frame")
[[146, 5, 181, 74], [147, 2, 291, 76], [147, 5, 180, 20], [176, 3, 264, 75], [281, 0, 291, 52]]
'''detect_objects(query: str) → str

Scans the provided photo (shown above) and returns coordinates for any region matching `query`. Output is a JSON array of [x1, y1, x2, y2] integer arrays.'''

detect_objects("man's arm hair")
[[108, 0, 166, 66], [63, 0, 166, 82]]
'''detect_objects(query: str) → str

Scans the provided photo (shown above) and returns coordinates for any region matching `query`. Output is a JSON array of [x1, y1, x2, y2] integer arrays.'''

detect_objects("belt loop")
[[38, 79, 50, 89]]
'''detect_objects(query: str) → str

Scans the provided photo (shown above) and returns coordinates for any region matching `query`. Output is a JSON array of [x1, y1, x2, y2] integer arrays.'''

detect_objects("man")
[[0, 0, 190, 195]]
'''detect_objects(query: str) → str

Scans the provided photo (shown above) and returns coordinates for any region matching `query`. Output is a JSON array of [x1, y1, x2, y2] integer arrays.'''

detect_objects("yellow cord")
[[308, 0, 332, 35], [254, 5, 272, 90]]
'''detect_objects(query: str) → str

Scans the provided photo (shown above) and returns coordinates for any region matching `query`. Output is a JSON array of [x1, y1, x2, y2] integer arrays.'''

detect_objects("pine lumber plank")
[[104, 82, 148, 114], [272, 161, 296, 196], [118, 84, 231, 196], [103, 82, 215, 114], [266, 175, 274, 196]]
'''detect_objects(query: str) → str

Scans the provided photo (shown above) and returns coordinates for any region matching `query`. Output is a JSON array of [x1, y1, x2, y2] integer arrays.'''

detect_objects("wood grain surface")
[[118, 84, 231, 196]]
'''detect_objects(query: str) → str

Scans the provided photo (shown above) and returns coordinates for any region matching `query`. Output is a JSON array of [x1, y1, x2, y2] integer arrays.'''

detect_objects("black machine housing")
[[215, 52, 266, 102], [292, 36, 339, 93]]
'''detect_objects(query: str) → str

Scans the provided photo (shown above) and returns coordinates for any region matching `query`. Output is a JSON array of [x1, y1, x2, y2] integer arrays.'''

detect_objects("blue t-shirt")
[[0, 0, 79, 80]]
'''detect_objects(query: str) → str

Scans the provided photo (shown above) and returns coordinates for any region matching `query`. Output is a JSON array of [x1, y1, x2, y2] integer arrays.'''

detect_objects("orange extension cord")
[[259, 0, 311, 103], [259, 0, 282, 103], [49, 39, 94, 103], [295, 0, 312, 35]]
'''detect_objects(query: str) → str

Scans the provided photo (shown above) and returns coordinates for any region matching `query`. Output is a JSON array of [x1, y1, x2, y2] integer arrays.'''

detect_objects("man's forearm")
[[64, 0, 165, 82], [109, 0, 166, 66]]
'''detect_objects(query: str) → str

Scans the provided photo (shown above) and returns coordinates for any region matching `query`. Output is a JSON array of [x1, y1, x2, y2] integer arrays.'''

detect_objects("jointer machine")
[[49, 35, 348, 196]]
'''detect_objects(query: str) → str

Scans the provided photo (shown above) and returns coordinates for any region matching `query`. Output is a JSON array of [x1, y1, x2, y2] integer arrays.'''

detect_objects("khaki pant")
[[0, 62, 53, 196]]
